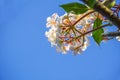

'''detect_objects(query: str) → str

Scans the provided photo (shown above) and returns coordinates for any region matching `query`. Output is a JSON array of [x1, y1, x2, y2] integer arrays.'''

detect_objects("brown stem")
[[76, 23, 111, 38], [72, 10, 95, 26], [83, 23, 110, 35]]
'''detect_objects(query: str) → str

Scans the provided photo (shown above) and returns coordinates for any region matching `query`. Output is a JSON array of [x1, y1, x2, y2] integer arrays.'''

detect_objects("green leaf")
[[60, 2, 89, 14], [92, 18, 103, 45], [80, 0, 96, 8], [87, 0, 96, 8]]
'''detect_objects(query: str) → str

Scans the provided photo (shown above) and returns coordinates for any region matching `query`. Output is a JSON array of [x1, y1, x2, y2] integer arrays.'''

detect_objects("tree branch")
[[81, 0, 120, 29], [102, 32, 120, 37], [76, 23, 110, 38]]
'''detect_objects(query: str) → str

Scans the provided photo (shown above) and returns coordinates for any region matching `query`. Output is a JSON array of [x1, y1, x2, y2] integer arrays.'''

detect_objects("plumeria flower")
[[45, 29, 57, 46], [46, 13, 59, 28]]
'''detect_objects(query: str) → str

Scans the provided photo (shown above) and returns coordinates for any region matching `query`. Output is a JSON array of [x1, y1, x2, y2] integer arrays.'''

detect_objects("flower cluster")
[[45, 10, 103, 54]]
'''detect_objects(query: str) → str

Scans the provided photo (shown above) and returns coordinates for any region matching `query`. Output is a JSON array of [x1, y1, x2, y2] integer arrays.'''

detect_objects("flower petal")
[[116, 36, 120, 41]]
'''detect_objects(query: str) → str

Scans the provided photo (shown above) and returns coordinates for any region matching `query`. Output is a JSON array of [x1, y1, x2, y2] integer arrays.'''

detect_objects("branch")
[[102, 32, 120, 37], [72, 10, 95, 26], [76, 23, 110, 38], [83, 23, 110, 35], [81, 0, 120, 29]]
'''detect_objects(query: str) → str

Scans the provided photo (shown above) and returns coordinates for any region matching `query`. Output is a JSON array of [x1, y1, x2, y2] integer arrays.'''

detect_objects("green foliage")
[[60, 2, 89, 14], [86, 0, 96, 8], [92, 18, 103, 45], [80, 0, 96, 8]]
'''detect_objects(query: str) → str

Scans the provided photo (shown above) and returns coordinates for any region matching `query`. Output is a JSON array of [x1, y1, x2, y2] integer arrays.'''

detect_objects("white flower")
[[81, 41, 89, 51], [46, 13, 59, 28], [116, 36, 120, 41], [56, 44, 67, 54], [45, 29, 57, 46]]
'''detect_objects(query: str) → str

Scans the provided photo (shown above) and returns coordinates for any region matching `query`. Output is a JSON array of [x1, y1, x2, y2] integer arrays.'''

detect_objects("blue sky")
[[0, 0, 120, 80]]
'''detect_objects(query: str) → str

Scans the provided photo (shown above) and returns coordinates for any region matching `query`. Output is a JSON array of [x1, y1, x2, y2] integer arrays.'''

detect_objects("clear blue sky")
[[0, 0, 120, 80]]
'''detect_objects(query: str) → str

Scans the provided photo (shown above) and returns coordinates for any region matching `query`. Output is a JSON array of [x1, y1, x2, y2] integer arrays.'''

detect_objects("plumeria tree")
[[45, 0, 120, 55]]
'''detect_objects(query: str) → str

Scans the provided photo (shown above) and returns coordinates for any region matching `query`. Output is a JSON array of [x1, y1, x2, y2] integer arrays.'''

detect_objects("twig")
[[102, 32, 120, 37], [72, 10, 95, 26], [76, 23, 111, 38]]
